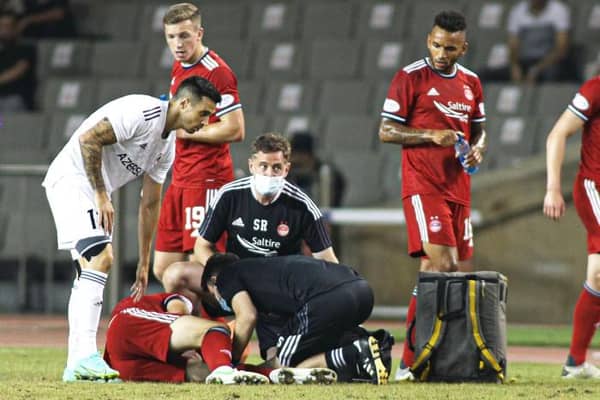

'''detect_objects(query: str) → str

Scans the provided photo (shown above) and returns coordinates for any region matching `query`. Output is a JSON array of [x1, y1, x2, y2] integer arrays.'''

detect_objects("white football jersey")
[[43, 95, 175, 194]]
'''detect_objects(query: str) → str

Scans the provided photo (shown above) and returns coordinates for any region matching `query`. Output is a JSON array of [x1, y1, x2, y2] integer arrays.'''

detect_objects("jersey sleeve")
[[471, 77, 486, 124], [105, 101, 147, 143], [568, 78, 600, 122], [209, 67, 242, 118], [380, 70, 413, 124], [197, 188, 230, 242], [147, 138, 175, 184]]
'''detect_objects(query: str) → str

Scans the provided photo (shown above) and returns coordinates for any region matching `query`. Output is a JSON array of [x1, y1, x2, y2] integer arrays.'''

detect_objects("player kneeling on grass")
[[200, 253, 391, 385]]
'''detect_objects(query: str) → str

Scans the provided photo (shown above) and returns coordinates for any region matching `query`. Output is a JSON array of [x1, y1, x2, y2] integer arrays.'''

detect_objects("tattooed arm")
[[78, 117, 118, 234], [378, 118, 461, 147]]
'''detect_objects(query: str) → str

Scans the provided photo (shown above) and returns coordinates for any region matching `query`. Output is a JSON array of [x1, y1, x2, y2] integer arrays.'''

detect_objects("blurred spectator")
[[483, 0, 573, 83], [0, 10, 36, 111], [3, 0, 76, 38], [288, 132, 346, 208]]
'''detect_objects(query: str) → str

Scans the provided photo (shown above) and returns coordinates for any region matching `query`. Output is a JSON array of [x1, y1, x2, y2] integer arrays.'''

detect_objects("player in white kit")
[[42, 76, 221, 382]]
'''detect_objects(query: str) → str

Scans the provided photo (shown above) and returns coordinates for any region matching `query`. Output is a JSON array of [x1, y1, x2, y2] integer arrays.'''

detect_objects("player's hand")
[[95, 191, 114, 234], [543, 189, 565, 221], [462, 145, 484, 167], [432, 130, 463, 147], [130, 262, 149, 302]]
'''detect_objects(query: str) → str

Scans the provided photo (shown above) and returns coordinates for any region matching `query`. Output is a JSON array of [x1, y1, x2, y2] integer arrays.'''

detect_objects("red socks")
[[236, 363, 273, 378], [401, 289, 417, 368], [200, 327, 233, 371], [569, 284, 600, 365]]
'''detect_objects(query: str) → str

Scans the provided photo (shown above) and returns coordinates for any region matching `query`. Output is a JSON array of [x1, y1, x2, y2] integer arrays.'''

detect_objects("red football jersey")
[[568, 76, 600, 181], [110, 293, 192, 317], [170, 49, 241, 188], [381, 58, 486, 206]]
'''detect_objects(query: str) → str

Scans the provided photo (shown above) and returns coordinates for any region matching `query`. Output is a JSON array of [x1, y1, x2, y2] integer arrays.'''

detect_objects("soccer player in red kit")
[[154, 3, 245, 282], [544, 76, 600, 379], [103, 292, 267, 384], [377, 10, 487, 380]]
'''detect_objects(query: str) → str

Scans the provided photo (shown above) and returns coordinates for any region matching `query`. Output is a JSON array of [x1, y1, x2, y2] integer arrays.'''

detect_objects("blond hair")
[[163, 3, 201, 27]]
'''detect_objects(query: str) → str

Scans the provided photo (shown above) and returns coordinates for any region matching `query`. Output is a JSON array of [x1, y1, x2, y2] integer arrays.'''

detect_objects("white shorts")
[[44, 176, 112, 251]]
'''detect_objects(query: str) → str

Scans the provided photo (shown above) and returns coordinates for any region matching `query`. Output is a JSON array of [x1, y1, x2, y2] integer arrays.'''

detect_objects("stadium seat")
[[264, 81, 317, 114], [355, 1, 408, 39], [47, 112, 87, 157], [238, 81, 264, 114], [573, 1, 600, 47], [41, 78, 97, 113], [321, 115, 379, 152], [90, 42, 144, 78], [137, 3, 170, 42], [207, 39, 253, 80], [362, 40, 411, 80], [330, 150, 385, 206], [0, 113, 49, 164], [253, 41, 304, 80], [466, 0, 517, 38], [485, 116, 538, 169], [371, 80, 392, 114], [94, 78, 153, 109], [532, 83, 579, 116], [247, 1, 300, 40], [300, 2, 356, 39], [36, 40, 92, 78], [379, 146, 402, 200], [269, 115, 323, 138], [143, 41, 173, 80], [201, 3, 248, 40], [306, 39, 362, 79], [407, 1, 467, 41], [484, 83, 534, 117], [469, 30, 509, 73], [230, 114, 269, 175], [74, 3, 141, 40], [317, 80, 374, 115]]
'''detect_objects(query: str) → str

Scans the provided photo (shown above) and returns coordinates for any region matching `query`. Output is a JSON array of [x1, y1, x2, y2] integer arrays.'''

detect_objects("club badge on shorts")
[[429, 216, 442, 233]]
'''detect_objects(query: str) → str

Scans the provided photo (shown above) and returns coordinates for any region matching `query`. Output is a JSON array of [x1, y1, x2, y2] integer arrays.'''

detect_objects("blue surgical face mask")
[[216, 294, 232, 313], [253, 174, 284, 197]]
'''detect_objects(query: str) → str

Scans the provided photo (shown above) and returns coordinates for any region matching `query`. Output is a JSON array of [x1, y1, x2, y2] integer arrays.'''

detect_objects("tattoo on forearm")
[[80, 117, 116, 192], [381, 122, 432, 145]]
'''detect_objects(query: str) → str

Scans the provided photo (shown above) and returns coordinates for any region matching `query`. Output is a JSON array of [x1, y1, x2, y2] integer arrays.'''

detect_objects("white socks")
[[66, 269, 107, 369]]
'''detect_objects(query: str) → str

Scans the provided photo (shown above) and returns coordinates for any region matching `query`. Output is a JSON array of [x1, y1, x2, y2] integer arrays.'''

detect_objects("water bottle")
[[455, 136, 479, 175]]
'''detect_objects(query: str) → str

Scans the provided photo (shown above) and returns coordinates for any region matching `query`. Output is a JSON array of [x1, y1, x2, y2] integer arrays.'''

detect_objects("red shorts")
[[573, 175, 600, 254], [156, 184, 226, 253], [103, 309, 186, 382], [403, 194, 473, 261]]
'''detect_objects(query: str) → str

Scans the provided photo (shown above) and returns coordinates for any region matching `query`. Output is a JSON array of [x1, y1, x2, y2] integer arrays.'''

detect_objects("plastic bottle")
[[455, 136, 479, 175]]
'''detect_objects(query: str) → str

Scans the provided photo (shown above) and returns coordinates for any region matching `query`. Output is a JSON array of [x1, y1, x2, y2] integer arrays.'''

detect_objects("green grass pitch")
[[1, 347, 600, 400]]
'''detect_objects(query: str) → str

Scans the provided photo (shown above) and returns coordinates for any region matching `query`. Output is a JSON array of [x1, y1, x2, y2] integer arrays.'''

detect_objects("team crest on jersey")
[[277, 222, 290, 237], [429, 216, 442, 233], [463, 85, 474, 101]]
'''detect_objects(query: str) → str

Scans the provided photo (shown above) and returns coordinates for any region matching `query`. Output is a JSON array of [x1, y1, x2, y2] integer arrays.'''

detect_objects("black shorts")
[[273, 279, 374, 366]]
